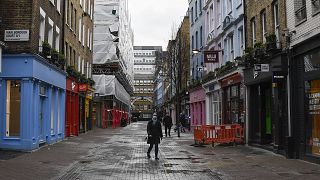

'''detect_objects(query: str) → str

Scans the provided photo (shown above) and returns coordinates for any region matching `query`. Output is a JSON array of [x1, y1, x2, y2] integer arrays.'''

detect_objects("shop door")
[[39, 96, 45, 143], [262, 87, 272, 144]]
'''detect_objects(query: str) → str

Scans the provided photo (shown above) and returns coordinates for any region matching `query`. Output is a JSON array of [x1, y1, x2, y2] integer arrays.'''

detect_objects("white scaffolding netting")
[[93, 75, 131, 106], [93, 0, 134, 87]]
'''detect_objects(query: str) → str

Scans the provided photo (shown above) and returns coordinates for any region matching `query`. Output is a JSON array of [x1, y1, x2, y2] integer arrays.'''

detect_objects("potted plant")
[[51, 49, 59, 65], [253, 42, 265, 61], [243, 47, 255, 67], [266, 34, 277, 52], [58, 53, 65, 70], [42, 41, 51, 59]]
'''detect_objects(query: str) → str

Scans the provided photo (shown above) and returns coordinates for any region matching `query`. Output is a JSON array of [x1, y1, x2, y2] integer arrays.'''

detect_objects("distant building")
[[188, 0, 206, 126], [92, 0, 133, 128], [132, 46, 162, 121]]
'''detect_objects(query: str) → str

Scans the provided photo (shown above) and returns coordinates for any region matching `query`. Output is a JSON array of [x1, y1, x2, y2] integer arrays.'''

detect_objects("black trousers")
[[147, 143, 159, 157], [165, 126, 171, 137]]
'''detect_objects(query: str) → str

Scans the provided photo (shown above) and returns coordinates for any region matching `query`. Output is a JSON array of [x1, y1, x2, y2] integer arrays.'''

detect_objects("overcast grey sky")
[[128, 0, 189, 50]]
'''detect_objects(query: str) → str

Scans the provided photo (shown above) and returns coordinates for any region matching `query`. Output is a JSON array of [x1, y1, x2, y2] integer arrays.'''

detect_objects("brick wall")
[[64, 0, 93, 75], [245, 0, 287, 49], [0, 0, 33, 53], [0, 0, 64, 54]]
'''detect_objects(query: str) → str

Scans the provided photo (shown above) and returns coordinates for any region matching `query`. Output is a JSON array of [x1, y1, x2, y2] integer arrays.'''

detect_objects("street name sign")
[[4, 30, 30, 41]]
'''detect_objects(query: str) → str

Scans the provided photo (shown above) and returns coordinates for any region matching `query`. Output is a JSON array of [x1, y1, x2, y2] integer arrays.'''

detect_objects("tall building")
[[287, 0, 320, 160], [132, 46, 162, 121], [201, 0, 245, 127], [188, 0, 206, 126], [0, 0, 66, 150], [244, 0, 288, 153], [64, 0, 94, 137], [164, 15, 190, 126], [93, 0, 134, 128]]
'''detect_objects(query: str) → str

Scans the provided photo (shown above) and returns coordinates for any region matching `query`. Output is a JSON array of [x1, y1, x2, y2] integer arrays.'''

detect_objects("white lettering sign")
[[261, 64, 270, 72], [5, 30, 30, 41]]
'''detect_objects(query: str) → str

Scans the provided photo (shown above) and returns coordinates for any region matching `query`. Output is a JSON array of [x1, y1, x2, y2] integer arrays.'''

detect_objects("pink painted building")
[[190, 87, 206, 126]]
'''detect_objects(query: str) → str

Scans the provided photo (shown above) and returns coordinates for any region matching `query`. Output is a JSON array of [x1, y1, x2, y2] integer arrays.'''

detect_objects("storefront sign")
[[220, 73, 242, 88], [272, 71, 286, 83], [4, 30, 30, 41], [79, 84, 88, 91], [254, 64, 269, 72], [204, 51, 219, 63]]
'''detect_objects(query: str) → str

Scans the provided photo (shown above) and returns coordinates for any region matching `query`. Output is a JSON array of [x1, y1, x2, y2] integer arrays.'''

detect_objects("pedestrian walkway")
[[1, 122, 320, 180]]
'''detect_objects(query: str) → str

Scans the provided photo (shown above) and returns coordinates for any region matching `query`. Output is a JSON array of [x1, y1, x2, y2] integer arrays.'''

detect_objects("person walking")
[[179, 113, 186, 133], [163, 113, 173, 137], [147, 113, 163, 160]]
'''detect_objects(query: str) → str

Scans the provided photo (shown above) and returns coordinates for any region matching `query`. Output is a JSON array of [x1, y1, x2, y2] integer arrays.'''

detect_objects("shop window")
[[304, 50, 320, 72], [51, 88, 55, 135], [305, 80, 320, 157], [6, 80, 21, 137], [57, 90, 61, 134]]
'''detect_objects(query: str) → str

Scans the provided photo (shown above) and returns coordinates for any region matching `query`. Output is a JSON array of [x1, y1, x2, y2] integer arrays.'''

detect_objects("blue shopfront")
[[0, 54, 66, 151]]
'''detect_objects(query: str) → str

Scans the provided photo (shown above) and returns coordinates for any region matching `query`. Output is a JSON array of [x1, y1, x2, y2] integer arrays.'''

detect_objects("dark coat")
[[147, 119, 163, 144], [163, 115, 173, 127]]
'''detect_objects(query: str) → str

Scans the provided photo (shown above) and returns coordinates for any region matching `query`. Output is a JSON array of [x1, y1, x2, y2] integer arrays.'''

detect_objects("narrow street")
[[0, 122, 320, 180]]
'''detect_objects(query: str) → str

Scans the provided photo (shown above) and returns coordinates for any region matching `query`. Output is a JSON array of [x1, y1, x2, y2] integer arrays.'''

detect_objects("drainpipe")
[[0, 41, 5, 73]]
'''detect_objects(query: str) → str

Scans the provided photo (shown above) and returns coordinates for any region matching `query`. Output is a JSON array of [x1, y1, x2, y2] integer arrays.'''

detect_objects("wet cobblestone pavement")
[[1, 122, 320, 180], [57, 122, 221, 180]]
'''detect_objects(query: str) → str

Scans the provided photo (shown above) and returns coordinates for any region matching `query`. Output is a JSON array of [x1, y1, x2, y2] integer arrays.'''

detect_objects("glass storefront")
[[223, 83, 245, 124], [6, 80, 21, 137], [304, 48, 320, 157]]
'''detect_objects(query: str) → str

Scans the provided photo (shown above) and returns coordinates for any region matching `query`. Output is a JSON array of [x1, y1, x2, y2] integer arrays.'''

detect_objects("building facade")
[[132, 46, 162, 121], [287, 0, 320, 162], [202, 0, 245, 126], [93, 0, 133, 128], [244, 0, 288, 153], [0, 0, 66, 150], [64, 0, 94, 136], [189, 0, 206, 126]]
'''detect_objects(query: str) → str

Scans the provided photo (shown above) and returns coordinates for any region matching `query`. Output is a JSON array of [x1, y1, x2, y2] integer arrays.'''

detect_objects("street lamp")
[[192, 49, 201, 54]]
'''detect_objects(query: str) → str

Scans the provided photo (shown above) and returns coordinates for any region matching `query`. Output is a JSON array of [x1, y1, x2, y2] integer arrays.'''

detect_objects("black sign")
[[272, 71, 286, 83], [204, 51, 219, 63]]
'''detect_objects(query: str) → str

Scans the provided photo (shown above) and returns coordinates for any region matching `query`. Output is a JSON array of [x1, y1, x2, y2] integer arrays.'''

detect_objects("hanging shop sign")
[[4, 30, 30, 41], [204, 51, 219, 63], [79, 84, 88, 92]]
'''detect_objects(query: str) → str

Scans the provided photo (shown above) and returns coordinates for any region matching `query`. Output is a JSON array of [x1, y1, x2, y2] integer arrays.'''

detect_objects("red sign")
[[79, 84, 88, 91], [204, 51, 219, 63], [220, 73, 242, 88], [66, 78, 78, 93]]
